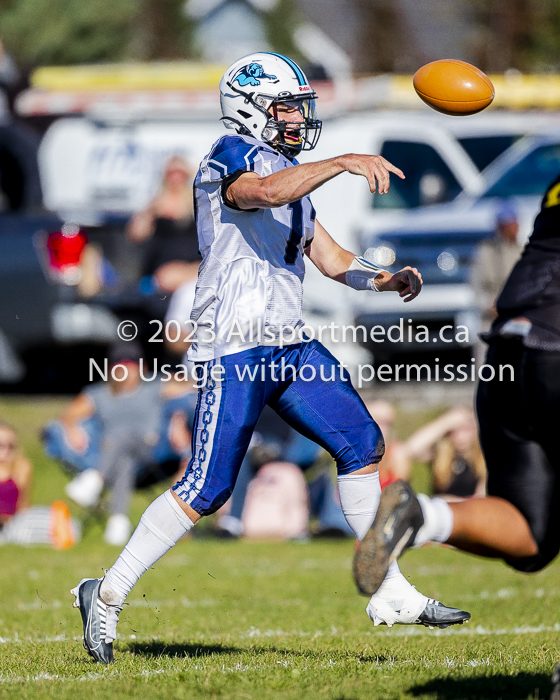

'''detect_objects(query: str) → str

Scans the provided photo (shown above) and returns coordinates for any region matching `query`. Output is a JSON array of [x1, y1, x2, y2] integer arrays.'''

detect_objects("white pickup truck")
[[354, 132, 560, 365]]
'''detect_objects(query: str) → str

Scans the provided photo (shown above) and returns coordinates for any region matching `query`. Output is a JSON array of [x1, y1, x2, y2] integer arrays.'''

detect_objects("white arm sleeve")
[[345, 256, 387, 292]]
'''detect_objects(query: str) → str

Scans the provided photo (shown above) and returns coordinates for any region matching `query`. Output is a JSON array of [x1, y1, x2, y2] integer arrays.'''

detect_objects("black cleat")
[[417, 599, 471, 629], [354, 481, 424, 596]]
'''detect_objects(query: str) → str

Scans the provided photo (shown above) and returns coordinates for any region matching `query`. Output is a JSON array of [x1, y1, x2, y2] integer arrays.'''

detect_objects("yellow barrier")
[[31, 62, 227, 92]]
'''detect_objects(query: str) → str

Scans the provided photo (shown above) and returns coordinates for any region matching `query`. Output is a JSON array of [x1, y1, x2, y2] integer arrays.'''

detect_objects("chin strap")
[[220, 116, 253, 137], [345, 256, 386, 292]]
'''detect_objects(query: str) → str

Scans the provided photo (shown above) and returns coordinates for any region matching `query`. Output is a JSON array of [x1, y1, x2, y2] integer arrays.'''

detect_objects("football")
[[413, 59, 494, 116]]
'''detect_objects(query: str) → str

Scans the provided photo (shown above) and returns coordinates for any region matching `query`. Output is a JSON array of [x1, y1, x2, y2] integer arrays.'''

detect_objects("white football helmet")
[[219, 52, 322, 158]]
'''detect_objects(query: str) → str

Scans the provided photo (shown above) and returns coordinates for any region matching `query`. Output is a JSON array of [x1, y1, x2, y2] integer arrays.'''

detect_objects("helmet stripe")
[[263, 52, 307, 86]]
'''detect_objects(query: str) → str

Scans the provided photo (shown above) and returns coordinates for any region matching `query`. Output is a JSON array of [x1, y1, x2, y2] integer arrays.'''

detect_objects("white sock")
[[337, 471, 381, 541], [100, 490, 194, 606], [338, 471, 403, 581], [414, 494, 454, 547]]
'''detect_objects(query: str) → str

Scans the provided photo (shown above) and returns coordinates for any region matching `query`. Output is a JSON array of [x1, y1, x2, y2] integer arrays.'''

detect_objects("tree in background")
[[0, 0, 194, 68], [530, 0, 560, 71], [464, 0, 560, 73], [127, 0, 194, 61], [0, 0, 313, 79], [2, 0, 560, 74], [351, 0, 418, 73], [262, 0, 302, 63], [470, 0, 533, 72], [351, 0, 560, 75]]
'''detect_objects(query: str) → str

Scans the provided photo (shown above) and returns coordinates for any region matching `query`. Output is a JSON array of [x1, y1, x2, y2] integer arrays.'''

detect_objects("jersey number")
[[284, 200, 303, 264]]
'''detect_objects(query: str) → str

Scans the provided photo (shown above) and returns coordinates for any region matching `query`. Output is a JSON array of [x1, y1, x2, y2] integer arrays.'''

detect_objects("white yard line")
[[2, 620, 560, 649], [369, 622, 560, 637], [0, 669, 167, 683]]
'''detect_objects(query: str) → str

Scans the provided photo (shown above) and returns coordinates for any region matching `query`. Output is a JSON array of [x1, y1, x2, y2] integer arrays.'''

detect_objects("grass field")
[[0, 398, 559, 699]]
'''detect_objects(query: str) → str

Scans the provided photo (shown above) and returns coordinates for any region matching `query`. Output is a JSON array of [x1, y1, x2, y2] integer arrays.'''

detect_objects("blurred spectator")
[[42, 341, 197, 545], [0, 421, 79, 549], [127, 155, 201, 293], [365, 400, 412, 487], [471, 201, 523, 363], [0, 38, 20, 123], [76, 242, 119, 298], [405, 406, 486, 498], [164, 270, 200, 374]]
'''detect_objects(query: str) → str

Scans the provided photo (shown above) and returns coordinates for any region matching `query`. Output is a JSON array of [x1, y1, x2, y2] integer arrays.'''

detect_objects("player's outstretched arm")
[[306, 220, 422, 302], [226, 154, 405, 210]]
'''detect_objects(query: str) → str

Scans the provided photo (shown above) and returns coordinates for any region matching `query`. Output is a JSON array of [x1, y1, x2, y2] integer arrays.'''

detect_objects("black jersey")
[[489, 174, 560, 350]]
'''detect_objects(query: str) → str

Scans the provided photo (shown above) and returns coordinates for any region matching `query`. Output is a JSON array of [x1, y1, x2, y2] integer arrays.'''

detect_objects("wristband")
[[345, 256, 386, 292]]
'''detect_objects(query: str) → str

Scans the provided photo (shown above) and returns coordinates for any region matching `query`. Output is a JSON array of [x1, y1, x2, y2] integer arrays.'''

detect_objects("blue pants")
[[43, 391, 198, 478], [42, 417, 102, 474], [173, 340, 384, 515]]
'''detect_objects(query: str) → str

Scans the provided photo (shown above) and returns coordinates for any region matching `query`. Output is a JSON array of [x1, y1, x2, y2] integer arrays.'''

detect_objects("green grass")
[[0, 398, 558, 699]]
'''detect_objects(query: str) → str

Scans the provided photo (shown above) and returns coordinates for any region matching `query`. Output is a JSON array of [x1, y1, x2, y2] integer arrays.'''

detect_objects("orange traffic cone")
[[49, 501, 77, 550]]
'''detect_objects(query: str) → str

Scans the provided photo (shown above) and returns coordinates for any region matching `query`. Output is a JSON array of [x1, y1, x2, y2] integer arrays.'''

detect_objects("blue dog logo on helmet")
[[233, 63, 277, 87]]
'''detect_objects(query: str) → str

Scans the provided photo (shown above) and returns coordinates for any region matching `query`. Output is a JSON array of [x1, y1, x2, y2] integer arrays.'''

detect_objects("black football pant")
[[477, 337, 560, 572]]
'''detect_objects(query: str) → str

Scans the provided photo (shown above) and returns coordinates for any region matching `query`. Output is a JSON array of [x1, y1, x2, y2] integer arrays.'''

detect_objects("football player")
[[354, 172, 560, 625], [71, 53, 470, 664]]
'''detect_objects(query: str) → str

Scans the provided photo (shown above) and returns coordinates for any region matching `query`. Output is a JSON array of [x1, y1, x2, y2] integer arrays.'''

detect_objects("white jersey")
[[188, 133, 316, 362]]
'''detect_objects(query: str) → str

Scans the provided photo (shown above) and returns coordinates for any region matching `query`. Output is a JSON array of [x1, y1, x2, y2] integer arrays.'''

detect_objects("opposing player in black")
[[354, 172, 560, 593]]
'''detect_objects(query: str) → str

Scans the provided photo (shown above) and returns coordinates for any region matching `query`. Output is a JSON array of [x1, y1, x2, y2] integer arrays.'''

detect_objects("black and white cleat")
[[71, 577, 121, 664], [354, 480, 424, 596], [416, 599, 471, 629], [367, 588, 471, 629]]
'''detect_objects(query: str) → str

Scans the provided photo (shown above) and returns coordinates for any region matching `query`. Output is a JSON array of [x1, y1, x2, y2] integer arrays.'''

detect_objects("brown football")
[[413, 59, 494, 116]]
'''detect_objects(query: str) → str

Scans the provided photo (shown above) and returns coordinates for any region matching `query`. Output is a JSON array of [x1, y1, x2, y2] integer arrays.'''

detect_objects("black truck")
[[0, 121, 165, 391]]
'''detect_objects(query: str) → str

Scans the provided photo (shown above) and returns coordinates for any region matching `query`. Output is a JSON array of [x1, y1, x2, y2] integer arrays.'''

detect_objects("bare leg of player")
[[353, 481, 539, 598], [447, 497, 538, 559]]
